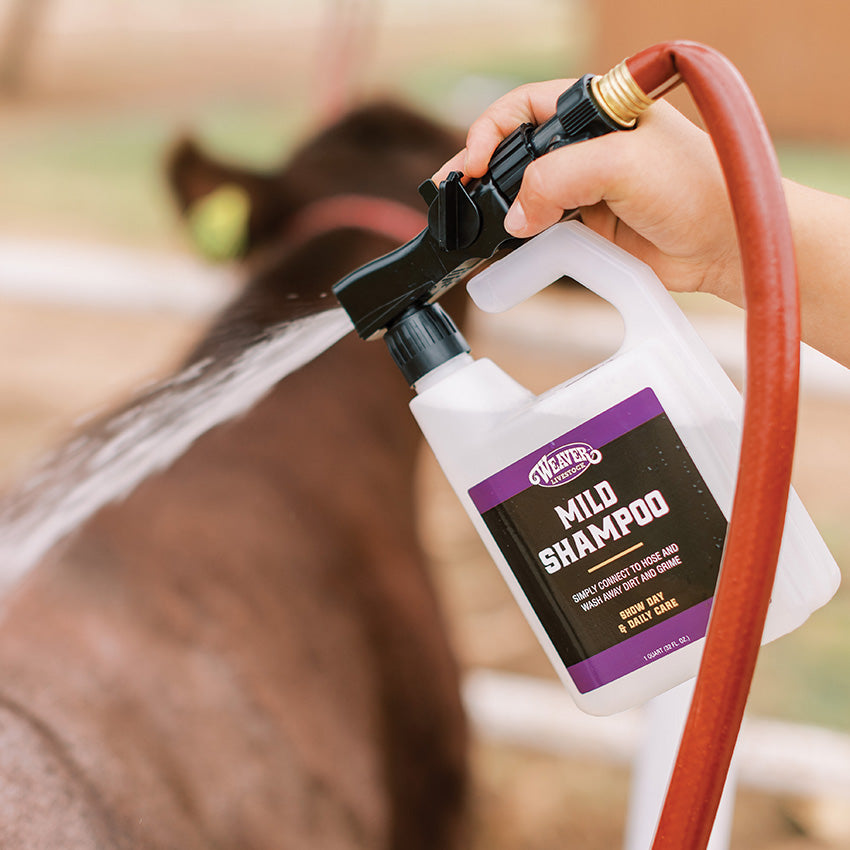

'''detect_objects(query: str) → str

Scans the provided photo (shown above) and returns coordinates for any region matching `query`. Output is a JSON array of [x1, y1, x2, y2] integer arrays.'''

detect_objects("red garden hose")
[[603, 41, 800, 849]]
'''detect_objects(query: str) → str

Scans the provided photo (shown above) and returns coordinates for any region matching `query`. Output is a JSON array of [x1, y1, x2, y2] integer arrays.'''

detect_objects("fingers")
[[503, 102, 707, 240], [503, 132, 629, 237], [463, 79, 573, 176], [432, 149, 467, 184], [430, 87, 735, 302], [429, 87, 716, 288], [433, 79, 574, 183]]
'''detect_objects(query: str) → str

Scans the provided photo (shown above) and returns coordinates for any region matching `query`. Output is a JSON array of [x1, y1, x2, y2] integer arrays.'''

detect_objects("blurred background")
[[1, 1, 850, 847]]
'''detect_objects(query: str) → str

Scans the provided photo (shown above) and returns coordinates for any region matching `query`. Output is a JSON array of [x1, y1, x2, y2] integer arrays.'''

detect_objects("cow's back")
[[0, 250, 467, 848]]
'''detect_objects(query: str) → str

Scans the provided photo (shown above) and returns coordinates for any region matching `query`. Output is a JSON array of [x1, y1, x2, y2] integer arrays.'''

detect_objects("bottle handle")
[[467, 220, 691, 352]]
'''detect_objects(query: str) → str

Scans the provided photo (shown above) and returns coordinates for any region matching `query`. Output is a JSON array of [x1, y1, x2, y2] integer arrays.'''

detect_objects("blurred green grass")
[[0, 101, 310, 249], [750, 524, 850, 731], [778, 144, 850, 198], [0, 44, 574, 250], [3, 83, 850, 251]]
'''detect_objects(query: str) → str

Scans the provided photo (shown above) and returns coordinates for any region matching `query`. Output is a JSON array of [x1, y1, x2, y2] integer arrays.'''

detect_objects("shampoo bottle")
[[407, 221, 839, 716]]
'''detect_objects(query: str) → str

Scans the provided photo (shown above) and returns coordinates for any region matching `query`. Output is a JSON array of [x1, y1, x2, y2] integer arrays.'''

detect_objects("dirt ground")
[[1, 287, 849, 849]]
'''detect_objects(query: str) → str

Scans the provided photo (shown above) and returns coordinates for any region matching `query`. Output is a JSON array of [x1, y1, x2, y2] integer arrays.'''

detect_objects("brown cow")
[[0, 103, 468, 849]]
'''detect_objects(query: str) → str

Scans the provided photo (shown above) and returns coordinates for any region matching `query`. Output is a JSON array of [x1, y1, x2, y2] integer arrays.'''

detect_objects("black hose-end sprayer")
[[331, 74, 630, 385]]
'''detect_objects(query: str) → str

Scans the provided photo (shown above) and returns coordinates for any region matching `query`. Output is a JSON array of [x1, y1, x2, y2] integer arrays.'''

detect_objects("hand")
[[435, 80, 743, 306], [437, 79, 850, 367]]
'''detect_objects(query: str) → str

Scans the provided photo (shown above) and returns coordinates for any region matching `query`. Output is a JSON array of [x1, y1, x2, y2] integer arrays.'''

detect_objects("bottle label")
[[468, 388, 727, 693]]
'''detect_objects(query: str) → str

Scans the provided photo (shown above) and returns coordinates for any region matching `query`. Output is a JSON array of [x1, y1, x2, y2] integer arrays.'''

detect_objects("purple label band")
[[567, 598, 713, 694], [469, 388, 664, 513]]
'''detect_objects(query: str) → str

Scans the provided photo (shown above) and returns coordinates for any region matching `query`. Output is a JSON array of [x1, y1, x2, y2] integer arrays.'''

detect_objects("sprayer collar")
[[384, 303, 470, 386]]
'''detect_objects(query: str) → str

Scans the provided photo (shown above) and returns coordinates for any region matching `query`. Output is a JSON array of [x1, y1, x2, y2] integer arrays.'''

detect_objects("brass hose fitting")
[[591, 60, 656, 128]]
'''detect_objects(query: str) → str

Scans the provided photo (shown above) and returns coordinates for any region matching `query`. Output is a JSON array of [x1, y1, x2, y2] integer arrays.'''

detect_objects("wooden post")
[[0, 0, 49, 96]]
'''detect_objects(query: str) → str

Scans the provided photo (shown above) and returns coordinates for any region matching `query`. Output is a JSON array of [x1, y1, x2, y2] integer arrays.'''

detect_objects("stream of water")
[[0, 307, 354, 587]]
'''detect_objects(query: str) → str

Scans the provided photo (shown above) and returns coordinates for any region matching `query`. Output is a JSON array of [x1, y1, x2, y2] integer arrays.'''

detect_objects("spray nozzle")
[[331, 74, 628, 345]]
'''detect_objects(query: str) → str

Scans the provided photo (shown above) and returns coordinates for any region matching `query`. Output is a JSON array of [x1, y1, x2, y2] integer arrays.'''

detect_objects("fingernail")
[[504, 202, 527, 234]]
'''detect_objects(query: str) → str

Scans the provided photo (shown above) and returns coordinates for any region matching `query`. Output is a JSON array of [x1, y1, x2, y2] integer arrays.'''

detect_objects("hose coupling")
[[591, 60, 656, 128]]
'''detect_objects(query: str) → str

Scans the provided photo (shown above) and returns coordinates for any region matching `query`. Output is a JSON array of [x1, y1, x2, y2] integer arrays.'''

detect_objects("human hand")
[[435, 80, 743, 306]]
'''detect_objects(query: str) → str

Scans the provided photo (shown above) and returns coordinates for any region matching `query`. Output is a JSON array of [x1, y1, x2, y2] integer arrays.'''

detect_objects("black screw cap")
[[384, 303, 470, 386]]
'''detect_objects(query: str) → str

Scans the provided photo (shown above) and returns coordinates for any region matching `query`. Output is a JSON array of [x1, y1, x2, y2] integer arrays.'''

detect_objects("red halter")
[[280, 194, 428, 250]]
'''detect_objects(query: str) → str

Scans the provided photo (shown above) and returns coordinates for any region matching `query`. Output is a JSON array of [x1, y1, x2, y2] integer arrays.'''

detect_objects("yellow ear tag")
[[187, 184, 251, 262]]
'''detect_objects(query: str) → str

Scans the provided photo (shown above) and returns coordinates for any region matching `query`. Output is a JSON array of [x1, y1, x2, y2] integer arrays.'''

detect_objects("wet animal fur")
[[0, 103, 468, 849]]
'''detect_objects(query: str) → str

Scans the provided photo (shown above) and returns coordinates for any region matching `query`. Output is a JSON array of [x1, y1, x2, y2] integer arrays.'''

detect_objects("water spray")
[[332, 41, 839, 850]]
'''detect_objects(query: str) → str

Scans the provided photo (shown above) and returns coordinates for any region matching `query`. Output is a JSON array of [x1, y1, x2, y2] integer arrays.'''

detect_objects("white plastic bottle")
[[410, 221, 840, 716]]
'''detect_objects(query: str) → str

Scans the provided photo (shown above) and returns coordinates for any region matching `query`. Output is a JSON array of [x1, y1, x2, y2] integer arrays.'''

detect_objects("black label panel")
[[469, 388, 727, 693]]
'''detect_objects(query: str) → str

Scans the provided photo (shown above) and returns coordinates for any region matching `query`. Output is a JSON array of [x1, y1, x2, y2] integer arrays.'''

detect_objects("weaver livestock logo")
[[529, 442, 602, 488]]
